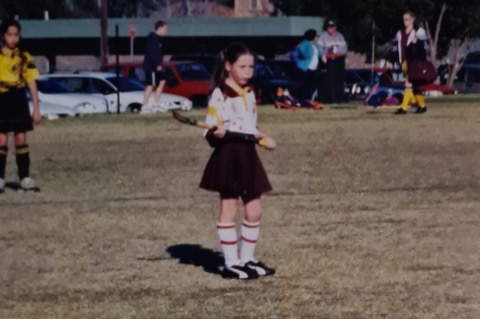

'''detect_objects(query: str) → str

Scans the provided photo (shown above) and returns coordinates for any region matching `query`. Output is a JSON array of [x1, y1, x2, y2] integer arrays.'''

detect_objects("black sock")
[[15, 144, 30, 180], [0, 146, 7, 179]]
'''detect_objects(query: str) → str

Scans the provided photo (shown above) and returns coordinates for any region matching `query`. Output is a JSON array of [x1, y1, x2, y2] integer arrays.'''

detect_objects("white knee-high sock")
[[240, 220, 261, 264], [217, 222, 239, 267]]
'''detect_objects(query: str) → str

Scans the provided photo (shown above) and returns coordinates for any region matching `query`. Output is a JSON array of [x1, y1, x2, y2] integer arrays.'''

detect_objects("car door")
[[464, 68, 480, 94]]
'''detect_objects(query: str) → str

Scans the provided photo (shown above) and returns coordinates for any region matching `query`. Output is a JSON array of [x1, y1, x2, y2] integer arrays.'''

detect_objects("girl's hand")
[[213, 127, 226, 138], [262, 136, 276, 150], [32, 109, 42, 125]]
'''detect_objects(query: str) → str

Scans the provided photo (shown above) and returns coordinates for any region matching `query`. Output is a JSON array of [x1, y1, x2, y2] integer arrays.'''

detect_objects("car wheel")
[[127, 103, 142, 113]]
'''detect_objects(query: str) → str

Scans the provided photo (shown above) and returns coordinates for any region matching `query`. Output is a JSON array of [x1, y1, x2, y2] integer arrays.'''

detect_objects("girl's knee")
[[244, 198, 262, 222], [14, 133, 26, 146]]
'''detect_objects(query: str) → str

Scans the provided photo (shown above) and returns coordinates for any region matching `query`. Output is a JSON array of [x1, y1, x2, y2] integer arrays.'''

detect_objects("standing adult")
[[291, 29, 323, 101], [141, 20, 167, 114], [317, 20, 348, 104], [391, 11, 428, 114]]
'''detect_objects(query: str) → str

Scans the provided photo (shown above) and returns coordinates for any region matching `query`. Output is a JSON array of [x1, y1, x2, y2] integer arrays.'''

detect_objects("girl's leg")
[[241, 196, 275, 276], [217, 197, 239, 267], [240, 197, 262, 264], [14, 132, 32, 183], [413, 85, 427, 113], [0, 133, 8, 184]]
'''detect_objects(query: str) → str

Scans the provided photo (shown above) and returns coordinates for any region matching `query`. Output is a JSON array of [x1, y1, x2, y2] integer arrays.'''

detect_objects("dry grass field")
[[1, 101, 479, 319]]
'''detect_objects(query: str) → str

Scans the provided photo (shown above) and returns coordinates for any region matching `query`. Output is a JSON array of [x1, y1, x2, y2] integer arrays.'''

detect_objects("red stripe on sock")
[[220, 240, 237, 245], [217, 224, 235, 229], [241, 236, 257, 244], [242, 223, 260, 229]]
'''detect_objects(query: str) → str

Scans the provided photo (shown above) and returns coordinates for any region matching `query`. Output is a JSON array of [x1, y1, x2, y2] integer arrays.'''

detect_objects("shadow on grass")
[[166, 244, 224, 276]]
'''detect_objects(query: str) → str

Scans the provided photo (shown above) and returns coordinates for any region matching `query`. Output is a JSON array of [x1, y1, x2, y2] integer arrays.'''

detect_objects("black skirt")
[[200, 141, 272, 196], [0, 88, 33, 133]]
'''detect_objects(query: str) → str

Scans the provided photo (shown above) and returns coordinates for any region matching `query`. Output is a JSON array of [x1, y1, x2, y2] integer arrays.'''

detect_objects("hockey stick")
[[171, 110, 267, 147]]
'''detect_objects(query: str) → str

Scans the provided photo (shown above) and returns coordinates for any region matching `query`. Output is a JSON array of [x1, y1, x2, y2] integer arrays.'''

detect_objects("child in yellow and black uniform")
[[0, 19, 42, 193], [391, 11, 428, 115]]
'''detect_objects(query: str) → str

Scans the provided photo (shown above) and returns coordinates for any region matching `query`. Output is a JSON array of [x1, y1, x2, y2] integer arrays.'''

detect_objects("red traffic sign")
[[129, 25, 135, 39]]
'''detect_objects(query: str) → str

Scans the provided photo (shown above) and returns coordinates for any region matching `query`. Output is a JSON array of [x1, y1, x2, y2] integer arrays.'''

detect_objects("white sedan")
[[44, 72, 192, 113], [30, 100, 79, 120], [36, 76, 109, 114]]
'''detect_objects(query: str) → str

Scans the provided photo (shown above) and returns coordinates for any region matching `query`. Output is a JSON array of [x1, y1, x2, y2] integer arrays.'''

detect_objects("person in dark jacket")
[[391, 11, 428, 114], [141, 20, 167, 113]]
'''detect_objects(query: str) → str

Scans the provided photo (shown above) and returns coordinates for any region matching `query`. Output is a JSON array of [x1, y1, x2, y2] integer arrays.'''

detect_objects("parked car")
[[45, 72, 192, 113], [170, 54, 295, 104], [35, 76, 108, 114], [462, 51, 480, 66], [453, 65, 480, 94], [100, 61, 210, 107], [28, 100, 79, 119]]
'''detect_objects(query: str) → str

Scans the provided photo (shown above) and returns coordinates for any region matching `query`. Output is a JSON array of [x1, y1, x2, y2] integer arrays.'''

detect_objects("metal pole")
[[130, 37, 134, 61], [116, 25, 121, 114], [371, 22, 375, 85]]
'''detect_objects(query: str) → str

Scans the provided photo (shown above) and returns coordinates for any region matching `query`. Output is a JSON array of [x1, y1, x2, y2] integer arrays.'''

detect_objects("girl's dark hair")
[[212, 42, 253, 88], [304, 29, 317, 41], [0, 18, 21, 36]]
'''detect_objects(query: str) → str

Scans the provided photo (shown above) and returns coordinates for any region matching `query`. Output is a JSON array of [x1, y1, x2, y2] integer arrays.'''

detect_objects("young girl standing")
[[200, 43, 276, 280], [0, 19, 41, 193]]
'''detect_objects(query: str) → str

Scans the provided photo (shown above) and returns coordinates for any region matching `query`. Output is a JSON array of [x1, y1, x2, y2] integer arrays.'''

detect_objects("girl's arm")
[[27, 80, 41, 125]]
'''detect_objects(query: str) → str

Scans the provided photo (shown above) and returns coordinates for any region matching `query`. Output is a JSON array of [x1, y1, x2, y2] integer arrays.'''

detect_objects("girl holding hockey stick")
[[0, 18, 41, 193], [200, 43, 276, 280]]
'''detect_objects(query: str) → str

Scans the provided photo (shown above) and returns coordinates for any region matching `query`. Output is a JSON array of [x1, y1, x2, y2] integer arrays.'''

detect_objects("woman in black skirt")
[[0, 19, 42, 193], [200, 43, 276, 280]]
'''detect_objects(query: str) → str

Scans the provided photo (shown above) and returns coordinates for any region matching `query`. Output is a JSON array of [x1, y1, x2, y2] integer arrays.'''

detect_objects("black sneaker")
[[245, 260, 276, 276], [221, 264, 259, 280], [394, 108, 408, 115], [415, 106, 427, 114]]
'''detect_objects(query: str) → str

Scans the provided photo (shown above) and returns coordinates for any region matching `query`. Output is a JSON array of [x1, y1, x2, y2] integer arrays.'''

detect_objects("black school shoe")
[[415, 105, 428, 114], [222, 264, 259, 280], [245, 260, 276, 276], [394, 108, 408, 115]]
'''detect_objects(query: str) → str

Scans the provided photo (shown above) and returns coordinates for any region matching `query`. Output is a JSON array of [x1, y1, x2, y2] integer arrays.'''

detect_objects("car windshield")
[[36, 78, 72, 94], [106, 76, 144, 92], [175, 63, 210, 81]]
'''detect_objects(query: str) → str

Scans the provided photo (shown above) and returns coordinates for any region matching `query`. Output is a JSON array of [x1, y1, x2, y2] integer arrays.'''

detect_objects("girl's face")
[[403, 13, 414, 29], [225, 54, 254, 86], [2, 26, 20, 50]]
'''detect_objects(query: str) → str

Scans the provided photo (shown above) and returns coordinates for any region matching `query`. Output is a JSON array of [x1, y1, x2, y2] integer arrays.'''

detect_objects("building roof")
[[20, 17, 324, 39]]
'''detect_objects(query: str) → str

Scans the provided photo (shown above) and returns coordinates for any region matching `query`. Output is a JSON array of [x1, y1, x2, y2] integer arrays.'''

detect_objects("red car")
[[100, 61, 210, 107]]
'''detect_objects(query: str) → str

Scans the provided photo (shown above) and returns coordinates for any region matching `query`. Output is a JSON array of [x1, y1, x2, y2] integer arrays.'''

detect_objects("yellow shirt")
[[0, 47, 39, 93]]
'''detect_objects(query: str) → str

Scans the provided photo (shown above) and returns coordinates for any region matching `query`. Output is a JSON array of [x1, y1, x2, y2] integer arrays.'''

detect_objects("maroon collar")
[[221, 82, 253, 98]]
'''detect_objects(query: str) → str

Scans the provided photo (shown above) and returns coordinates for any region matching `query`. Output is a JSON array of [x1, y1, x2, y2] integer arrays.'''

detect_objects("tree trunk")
[[165, 0, 171, 17], [184, 0, 193, 16], [99, 0, 109, 65], [446, 38, 470, 89], [425, 2, 447, 68]]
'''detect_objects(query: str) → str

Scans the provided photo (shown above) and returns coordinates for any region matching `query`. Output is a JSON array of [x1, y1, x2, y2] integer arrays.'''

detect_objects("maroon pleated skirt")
[[0, 88, 33, 133], [200, 142, 272, 195]]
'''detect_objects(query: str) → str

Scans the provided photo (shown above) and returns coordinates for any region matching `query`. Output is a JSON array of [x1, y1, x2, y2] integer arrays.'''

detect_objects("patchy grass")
[[1, 102, 479, 319]]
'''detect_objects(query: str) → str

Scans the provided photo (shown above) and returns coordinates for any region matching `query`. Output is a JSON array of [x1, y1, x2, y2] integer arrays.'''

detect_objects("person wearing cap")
[[317, 20, 348, 104], [291, 29, 323, 101]]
